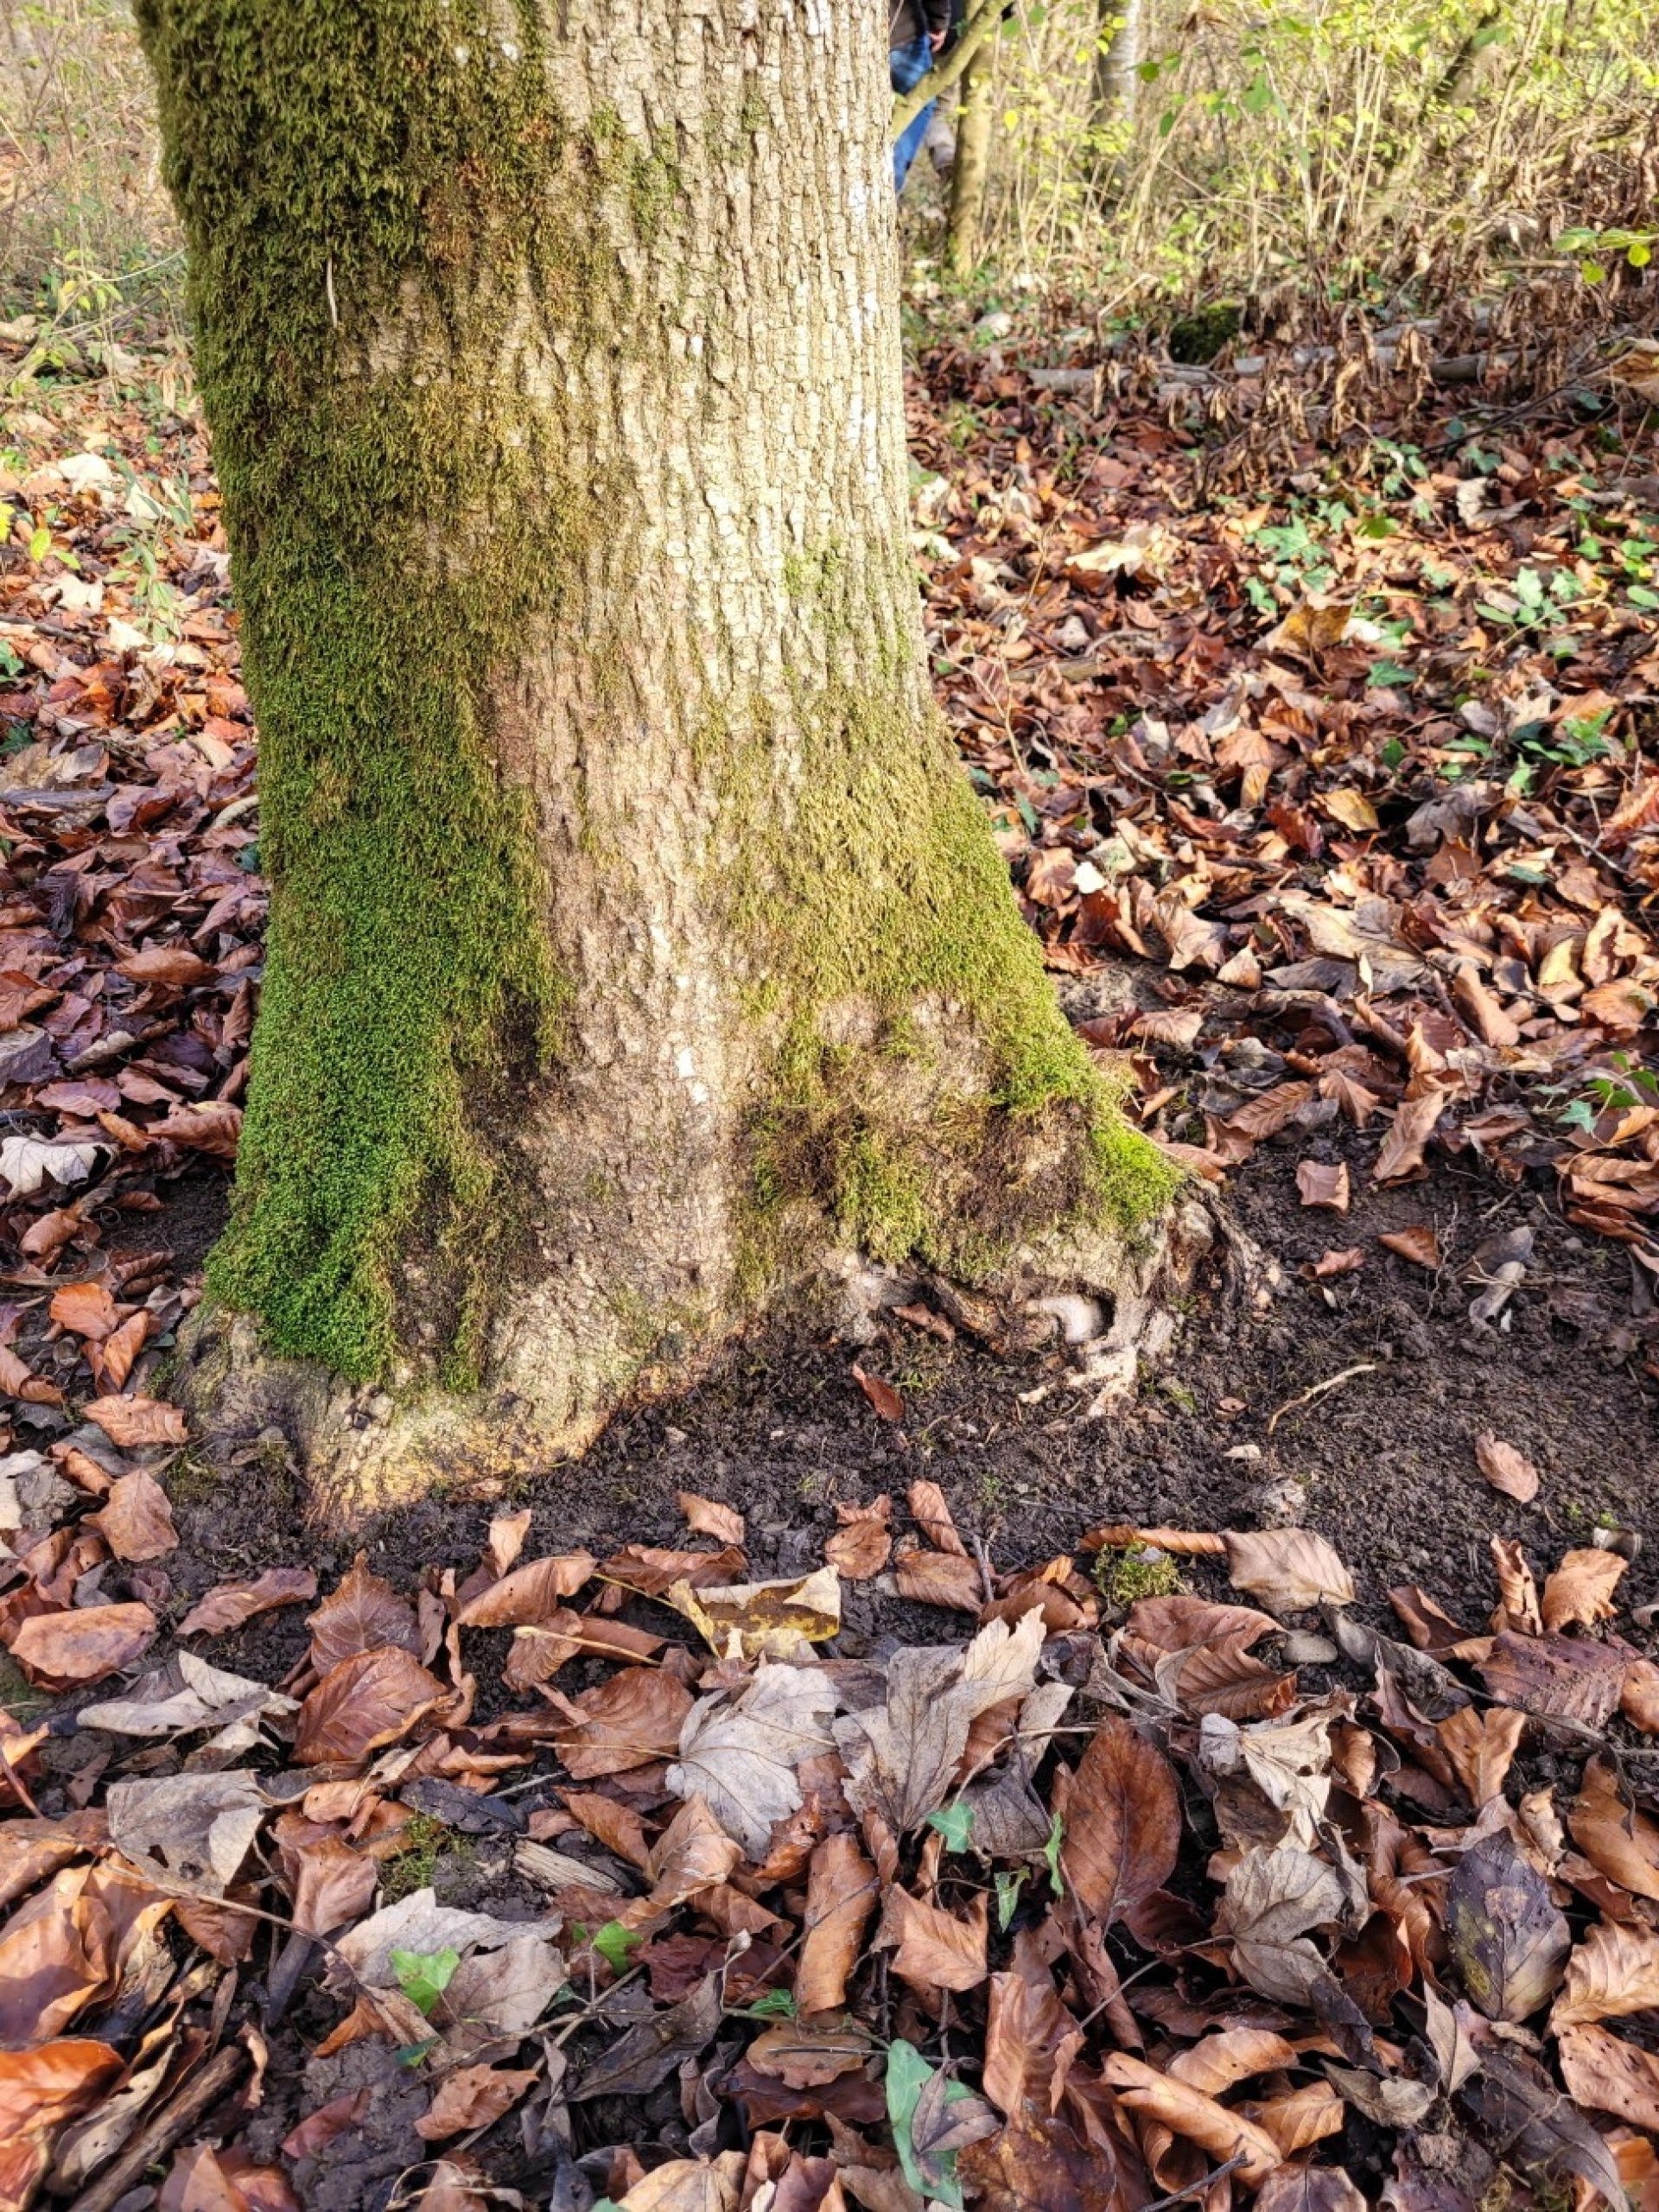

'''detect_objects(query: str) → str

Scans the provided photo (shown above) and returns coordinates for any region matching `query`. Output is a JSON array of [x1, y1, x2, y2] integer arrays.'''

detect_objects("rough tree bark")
[[946, 40, 995, 276], [137, 0, 1190, 1513]]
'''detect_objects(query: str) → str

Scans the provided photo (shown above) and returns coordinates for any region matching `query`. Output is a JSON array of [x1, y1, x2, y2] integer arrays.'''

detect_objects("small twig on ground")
[[65, 2044, 247, 2212], [1267, 1362, 1376, 1433]]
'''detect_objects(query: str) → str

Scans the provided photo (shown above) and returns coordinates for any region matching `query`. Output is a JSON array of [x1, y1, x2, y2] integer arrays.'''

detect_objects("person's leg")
[[893, 99, 937, 191], [888, 35, 935, 191]]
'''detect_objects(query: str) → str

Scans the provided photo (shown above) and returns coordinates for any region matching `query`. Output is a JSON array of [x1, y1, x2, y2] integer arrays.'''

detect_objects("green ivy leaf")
[[390, 1948, 460, 2017], [995, 1869, 1027, 1930], [593, 1920, 645, 1974], [1044, 1811, 1065, 1896], [925, 1802, 976, 1853]]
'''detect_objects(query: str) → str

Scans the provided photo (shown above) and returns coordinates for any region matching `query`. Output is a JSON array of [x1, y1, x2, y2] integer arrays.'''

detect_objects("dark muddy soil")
[[172, 1129, 1657, 1661]]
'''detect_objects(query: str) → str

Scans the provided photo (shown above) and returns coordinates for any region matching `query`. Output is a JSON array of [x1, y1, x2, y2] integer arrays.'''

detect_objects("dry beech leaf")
[[1253, 2164, 1366, 2212], [294, 1644, 443, 1765], [1059, 1715, 1181, 1928], [617, 2153, 745, 2212], [1437, 1705, 1525, 1807], [82, 1394, 188, 1446], [455, 1549, 596, 1630], [602, 1544, 747, 1598], [796, 1829, 877, 2016], [1166, 2029, 1298, 2097], [1224, 1529, 1356, 1611], [1309, 1247, 1365, 1278], [1247, 2082, 1346, 2157], [1480, 1630, 1625, 1728], [1622, 1659, 1659, 1735], [1552, 1920, 1659, 2030], [1491, 1537, 1542, 1635], [746, 2018, 871, 2089], [647, 1795, 742, 1908], [415, 2064, 538, 2142], [908, 1480, 967, 1556], [1373, 1089, 1450, 1183], [1295, 1160, 1350, 1213], [1541, 1547, 1626, 1632], [852, 1365, 904, 1422], [982, 1928, 1076, 2119], [1446, 1829, 1568, 2022], [1569, 1756, 1659, 1901], [1100, 2052, 1282, 2184], [1475, 1433, 1540, 1504], [307, 1554, 421, 1671], [178, 1567, 317, 1638], [48, 1280, 117, 1340], [89, 1469, 177, 1562], [1558, 2024, 1659, 2133], [676, 1492, 744, 1547], [893, 1548, 982, 1611], [0, 2039, 124, 2209], [10, 1601, 156, 1689], [1377, 1225, 1439, 1268], [876, 1887, 988, 1992], [960, 2099, 1144, 2212], [824, 1497, 892, 1581], [283, 2088, 372, 2158], [557, 1666, 694, 1781]]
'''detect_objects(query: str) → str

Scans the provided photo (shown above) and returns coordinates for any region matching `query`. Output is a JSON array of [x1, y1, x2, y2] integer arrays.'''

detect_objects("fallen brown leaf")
[[556, 1665, 694, 1780], [1100, 2051, 1282, 2183], [89, 1468, 177, 1561], [676, 1492, 745, 1547], [1541, 1547, 1626, 1632], [178, 1567, 317, 1638], [823, 1496, 892, 1580], [82, 1394, 188, 1446], [893, 1548, 982, 1611], [1373, 1089, 1449, 1183], [1553, 1920, 1659, 2031], [307, 1554, 422, 1671], [1060, 1715, 1181, 1927], [1570, 1755, 1659, 1901], [294, 1645, 444, 1765], [795, 1829, 877, 2016], [415, 2064, 538, 2142], [876, 1886, 988, 1992], [1224, 1529, 1356, 1611], [455, 1549, 597, 1629], [1474, 1433, 1540, 1503], [1295, 1160, 1350, 1213], [852, 1365, 904, 1422], [1558, 2024, 1659, 2133], [1377, 1225, 1440, 1268], [10, 1601, 156, 1689]]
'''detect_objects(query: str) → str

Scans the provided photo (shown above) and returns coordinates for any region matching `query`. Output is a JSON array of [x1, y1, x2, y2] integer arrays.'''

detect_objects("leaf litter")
[[4, 259, 1659, 2212]]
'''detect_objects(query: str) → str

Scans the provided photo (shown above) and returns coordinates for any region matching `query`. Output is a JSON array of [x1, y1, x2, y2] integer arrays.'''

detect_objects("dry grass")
[[0, 0, 181, 333]]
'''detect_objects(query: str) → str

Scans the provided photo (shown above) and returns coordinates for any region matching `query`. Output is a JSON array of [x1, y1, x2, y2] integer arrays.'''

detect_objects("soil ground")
[[173, 1126, 1656, 1657]]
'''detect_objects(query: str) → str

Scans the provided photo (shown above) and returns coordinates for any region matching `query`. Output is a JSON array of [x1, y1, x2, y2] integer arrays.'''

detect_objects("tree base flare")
[[175, 1193, 1236, 1522]]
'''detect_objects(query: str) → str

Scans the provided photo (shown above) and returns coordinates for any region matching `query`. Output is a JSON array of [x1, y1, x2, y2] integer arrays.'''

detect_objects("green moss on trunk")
[[136, 0, 663, 1380]]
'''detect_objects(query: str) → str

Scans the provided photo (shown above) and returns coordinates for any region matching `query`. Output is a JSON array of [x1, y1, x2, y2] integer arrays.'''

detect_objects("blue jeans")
[[891, 35, 936, 192]]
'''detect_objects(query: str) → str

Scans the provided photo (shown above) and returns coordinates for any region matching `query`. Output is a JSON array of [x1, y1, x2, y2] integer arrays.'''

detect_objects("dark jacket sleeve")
[[925, 0, 954, 41]]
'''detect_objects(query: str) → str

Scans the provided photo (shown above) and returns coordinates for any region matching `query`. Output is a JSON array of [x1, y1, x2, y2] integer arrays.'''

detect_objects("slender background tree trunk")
[[947, 39, 995, 275], [137, 0, 1177, 1511], [1093, 0, 1142, 188]]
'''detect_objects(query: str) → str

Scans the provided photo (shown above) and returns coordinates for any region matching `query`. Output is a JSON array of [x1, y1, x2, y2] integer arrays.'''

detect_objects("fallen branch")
[[891, 0, 1008, 141], [66, 2044, 247, 2212]]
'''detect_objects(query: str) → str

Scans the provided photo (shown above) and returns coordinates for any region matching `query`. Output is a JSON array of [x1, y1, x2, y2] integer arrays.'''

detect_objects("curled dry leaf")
[[1377, 1225, 1440, 1268], [1474, 1433, 1539, 1504], [177, 1567, 317, 1638], [852, 1365, 905, 1423], [0, 2039, 124, 2210], [455, 1549, 597, 1630], [1552, 1919, 1659, 2030], [1100, 2051, 1283, 2184], [876, 1887, 988, 1992], [664, 1564, 841, 1660], [1569, 1755, 1659, 1902], [88, 1468, 177, 1561], [1540, 1547, 1626, 1632], [1295, 1160, 1350, 1213], [602, 1543, 747, 1597], [283, 2088, 372, 2159], [1309, 1247, 1365, 1278], [893, 1548, 982, 1611], [676, 1492, 745, 1547], [907, 1481, 967, 1556], [1224, 1529, 1356, 1612], [1491, 1536, 1542, 1636], [415, 2064, 539, 2142], [824, 1496, 892, 1581], [557, 1664, 694, 1781], [796, 1829, 878, 2016], [1373, 1088, 1449, 1183], [1436, 1705, 1525, 1807], [82, 1394, 188, 1446], [616, 2155, 745, 2212]]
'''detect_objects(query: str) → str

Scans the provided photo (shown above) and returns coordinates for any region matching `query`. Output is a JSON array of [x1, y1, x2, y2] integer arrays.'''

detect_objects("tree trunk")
[[136, 0, 1185, 1514], [1092, 0, 1142, 182], [946, 38, 995, 276]]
